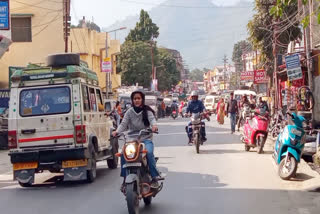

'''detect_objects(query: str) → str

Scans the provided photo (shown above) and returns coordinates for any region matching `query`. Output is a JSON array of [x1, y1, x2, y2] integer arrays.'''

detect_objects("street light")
[[105, 27, 126, 98]]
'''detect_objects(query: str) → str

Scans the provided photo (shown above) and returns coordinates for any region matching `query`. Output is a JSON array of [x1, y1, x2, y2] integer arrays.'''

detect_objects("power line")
[[120, 0, 254, 9], [32, 11, 63, 38], [12, 0, 62, 12]]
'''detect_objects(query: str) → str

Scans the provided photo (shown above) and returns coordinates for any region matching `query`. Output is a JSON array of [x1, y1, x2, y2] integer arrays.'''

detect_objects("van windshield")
[[206, 98, 213, 103], [20, 86, 71, 117], [145, 98, 157, 106]]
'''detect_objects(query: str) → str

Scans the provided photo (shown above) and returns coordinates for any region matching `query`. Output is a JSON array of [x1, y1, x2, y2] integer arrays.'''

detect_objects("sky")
[[71, 0, 253, 28]]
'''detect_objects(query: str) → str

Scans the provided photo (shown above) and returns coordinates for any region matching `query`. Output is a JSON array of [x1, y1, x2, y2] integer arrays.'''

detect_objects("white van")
[[204, 95, 220, 113], [8, 54, 118, 187], [234, 90, 256, 101]]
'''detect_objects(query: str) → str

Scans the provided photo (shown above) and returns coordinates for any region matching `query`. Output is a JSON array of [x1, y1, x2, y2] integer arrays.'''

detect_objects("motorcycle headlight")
[[125, 143, 137, 159]]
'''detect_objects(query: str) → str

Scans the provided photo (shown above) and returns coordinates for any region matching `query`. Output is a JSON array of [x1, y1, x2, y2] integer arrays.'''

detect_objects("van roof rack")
[[11, 63, 99, 85]]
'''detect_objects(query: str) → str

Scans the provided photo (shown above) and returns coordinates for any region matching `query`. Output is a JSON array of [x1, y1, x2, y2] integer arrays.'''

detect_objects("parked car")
[[145, 95, 158, 119], [204, 95, 220, 114], [8, 54, 119, 187]]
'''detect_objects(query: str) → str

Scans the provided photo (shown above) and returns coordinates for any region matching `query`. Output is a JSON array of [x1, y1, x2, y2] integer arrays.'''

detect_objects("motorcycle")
[[270, 109, 286, 140], [273, 112, 306, 180], [189, 112, 210, 154], [241, 108, 269, 154], [115, 129, 164, 214], [171, 109, 178, 120]]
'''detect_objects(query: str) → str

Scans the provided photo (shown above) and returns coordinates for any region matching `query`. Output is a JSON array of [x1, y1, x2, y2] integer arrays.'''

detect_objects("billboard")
[[254, 70, 268, 84], [241, 71, 254, 81]]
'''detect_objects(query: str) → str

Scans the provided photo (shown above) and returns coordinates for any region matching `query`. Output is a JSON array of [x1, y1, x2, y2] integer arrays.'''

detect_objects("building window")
[[11, 17, 32, 42]]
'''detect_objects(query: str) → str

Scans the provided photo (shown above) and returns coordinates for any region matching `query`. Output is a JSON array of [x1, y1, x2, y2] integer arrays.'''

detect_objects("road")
[[0, 117, 320, 214]]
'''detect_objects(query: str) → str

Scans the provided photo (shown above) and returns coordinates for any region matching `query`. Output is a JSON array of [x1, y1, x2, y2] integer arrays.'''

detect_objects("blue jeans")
[[120, 140, 159, 178], [186, 121, 206, 140], [230, 113, 236, 132]]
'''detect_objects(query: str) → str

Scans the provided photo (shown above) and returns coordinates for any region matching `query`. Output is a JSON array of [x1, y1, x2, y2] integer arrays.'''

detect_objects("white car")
[[204, 95, 220, 113], [8, 54, 118, 187]]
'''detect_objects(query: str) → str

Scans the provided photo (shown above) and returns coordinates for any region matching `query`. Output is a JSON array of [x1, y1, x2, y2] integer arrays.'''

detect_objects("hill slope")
[[104, 0, 254, 69]]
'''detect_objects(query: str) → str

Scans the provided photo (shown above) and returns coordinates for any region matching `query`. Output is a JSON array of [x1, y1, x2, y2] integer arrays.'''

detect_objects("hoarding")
[[254, 69, 268, 84]]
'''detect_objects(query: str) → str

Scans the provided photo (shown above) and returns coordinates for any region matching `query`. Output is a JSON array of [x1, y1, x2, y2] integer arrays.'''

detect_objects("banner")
[[254, 69, 268, 84], [101, 57, 112, 73], [285, 53, 302, 81], [241, 71, 254, 81]]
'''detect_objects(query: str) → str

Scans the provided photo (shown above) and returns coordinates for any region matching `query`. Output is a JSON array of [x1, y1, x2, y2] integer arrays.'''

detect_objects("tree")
[[126, 10, 159, 42], [74, 19, 101, 32], [189, 69, 205, 82], [232, 40, 252, 73], [247, 0, 301, 77], [118, 41, 153, 88], [271, 0, 320, 27], [156, 49, 180, 91]]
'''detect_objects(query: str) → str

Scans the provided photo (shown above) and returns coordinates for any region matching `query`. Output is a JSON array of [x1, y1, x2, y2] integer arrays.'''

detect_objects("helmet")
[[191, 91, 199, 97], [131, 89, 145, 102]]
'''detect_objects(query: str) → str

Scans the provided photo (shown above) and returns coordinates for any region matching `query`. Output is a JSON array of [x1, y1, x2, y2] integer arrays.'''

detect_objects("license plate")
[[13, 162, 38, 171], [62, 159, 88, 168], [123, 163, 142, 168]]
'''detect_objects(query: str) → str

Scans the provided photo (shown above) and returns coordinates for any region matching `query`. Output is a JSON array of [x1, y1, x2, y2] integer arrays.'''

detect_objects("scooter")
[[273, 112, 306, 180], [241, 108, 269, 154], [171, 109, 178, 120], [115, 129, 164, 214]]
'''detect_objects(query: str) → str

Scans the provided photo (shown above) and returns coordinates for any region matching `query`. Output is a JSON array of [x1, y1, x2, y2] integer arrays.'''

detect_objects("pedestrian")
[[216, 98, 225, 125], [114, 101, 122, 126], [161, 100, 166, 118], [226, 92, 238, 134]]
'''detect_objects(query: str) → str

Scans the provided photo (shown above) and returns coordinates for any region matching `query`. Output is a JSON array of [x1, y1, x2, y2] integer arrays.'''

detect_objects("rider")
[[237, 95, 250, 131], [185, 91, 207, 145], [257, 97, 269, 115], [171, 100, 178, 115], [112, 90, 162, 189]]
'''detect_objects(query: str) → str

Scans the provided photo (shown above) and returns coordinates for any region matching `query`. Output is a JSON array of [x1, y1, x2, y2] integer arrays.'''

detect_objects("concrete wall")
[[0, 0, 65, 87]]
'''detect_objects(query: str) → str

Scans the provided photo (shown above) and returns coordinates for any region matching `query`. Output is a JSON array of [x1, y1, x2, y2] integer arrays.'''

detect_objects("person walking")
[[114, 101, 122, 126], [216, 98, 226, 125], [226, 92, 238, 134]]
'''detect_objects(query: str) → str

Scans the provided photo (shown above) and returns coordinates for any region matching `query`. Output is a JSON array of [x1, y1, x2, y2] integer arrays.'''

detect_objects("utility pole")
[[273, 17, 279, 111], [105, 32, 110, 98], [63, 0, 71, 53], [223, 55, 228, 90], [302, 0, 313, 91]]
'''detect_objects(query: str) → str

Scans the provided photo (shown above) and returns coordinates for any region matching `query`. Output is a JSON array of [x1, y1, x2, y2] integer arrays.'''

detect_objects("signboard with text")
[[241, 71, 254, 81], [254, 69, 268, 84], [285, 53, 302, 81], [0, 0, 9, 30], [101, 57, 112, 73]]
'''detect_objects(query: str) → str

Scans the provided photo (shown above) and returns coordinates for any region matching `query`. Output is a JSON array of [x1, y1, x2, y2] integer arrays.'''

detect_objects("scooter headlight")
[[289, 137, 298, 146], [125, 143, 137, 159]]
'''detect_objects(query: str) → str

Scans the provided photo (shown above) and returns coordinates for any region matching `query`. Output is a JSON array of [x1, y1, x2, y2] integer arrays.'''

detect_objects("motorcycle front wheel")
[[194, 134, 200, 154], [278, 156, 297, 180], [126, 183, 139, 214]]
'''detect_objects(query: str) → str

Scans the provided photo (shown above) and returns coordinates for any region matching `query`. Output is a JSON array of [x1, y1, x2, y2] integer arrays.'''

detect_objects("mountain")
[[104, 0, 254, 69]]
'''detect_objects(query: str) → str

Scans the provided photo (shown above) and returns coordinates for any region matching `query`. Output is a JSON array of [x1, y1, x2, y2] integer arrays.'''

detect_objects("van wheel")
[[87, 150, 97, 183], [107, 138, 119, 169], [47, 53, 80, 67]]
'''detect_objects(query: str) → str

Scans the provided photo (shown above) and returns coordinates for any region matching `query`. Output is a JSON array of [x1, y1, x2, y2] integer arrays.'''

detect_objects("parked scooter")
[[241, 108, 269, 154], [114, 129, 164, 214], [273, 112, 306, 180]]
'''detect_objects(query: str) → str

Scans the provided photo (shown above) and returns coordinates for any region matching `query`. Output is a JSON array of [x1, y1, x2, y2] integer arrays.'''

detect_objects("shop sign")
[[102, 57, 112, 73], [285, 54, 302, 81], [240, 71, 254, 81], [254, 69, 268, 84]]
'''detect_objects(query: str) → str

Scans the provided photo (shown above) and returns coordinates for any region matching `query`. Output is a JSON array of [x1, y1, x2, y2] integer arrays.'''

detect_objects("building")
[[0, 0, 67, 88], [69, 26, 121, 93], [204, 65, 235, 93]]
